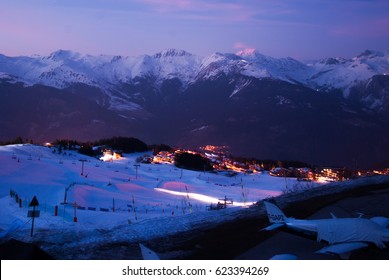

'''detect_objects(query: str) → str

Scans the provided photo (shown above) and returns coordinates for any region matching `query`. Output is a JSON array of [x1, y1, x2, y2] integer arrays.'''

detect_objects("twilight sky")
[[1, 0, 388, 60]]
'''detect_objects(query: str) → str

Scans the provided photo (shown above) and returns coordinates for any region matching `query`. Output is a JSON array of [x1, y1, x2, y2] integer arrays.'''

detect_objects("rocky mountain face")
[[1, 49, 389, 168]]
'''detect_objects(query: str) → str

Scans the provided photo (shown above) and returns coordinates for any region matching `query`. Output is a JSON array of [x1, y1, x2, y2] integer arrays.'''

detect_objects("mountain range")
[[1, 48, 389, 168]]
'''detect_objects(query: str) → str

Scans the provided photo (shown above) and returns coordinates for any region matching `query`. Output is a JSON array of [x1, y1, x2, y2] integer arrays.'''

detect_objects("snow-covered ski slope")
[[0, 144, 320, 258]]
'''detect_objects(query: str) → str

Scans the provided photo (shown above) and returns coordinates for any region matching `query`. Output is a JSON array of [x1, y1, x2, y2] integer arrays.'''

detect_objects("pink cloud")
[[234, 42, 254, 51]]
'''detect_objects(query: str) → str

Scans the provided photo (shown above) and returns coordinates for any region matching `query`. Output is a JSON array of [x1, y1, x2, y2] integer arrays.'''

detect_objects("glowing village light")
[[100, 150, 123, 162]]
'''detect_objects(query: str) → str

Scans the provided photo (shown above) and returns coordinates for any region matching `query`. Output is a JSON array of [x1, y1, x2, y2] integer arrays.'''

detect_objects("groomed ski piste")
[[0, 144, 323, 259]]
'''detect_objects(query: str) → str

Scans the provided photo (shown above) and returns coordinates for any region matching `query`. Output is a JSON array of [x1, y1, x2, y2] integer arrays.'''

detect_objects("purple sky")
[[1, 0, 388, 60]]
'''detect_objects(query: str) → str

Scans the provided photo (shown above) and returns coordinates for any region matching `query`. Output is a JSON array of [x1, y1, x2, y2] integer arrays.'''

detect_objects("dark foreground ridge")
[[0, 238, 54, 260]]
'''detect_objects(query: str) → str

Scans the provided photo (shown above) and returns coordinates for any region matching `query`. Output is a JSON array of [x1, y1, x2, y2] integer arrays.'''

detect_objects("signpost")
[[28, 196, 40, 237]]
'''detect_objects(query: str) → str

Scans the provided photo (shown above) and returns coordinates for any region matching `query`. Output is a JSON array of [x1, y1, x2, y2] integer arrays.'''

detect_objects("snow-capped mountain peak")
[[307, 49, 389, 99], [153, 48, 194, 58], [235, 48, 258, 57], [46, 49, 82, 61], [318, 57, 348, 66], [356, 49, 385, 59]]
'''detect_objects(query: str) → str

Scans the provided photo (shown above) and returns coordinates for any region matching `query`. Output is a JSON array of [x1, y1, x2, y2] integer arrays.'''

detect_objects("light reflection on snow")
[[100, 154, 114, 162], [154, 188, 255, 207]]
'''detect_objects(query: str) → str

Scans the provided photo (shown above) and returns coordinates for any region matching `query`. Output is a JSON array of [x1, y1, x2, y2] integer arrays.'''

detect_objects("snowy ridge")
[[0, 49, 203, 90], [1, 49, 388, 89], [152, 49, 202, 87], [1, 49, 389, 108], [236, 49, 309, 83], [306, 50, 389, 96]]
